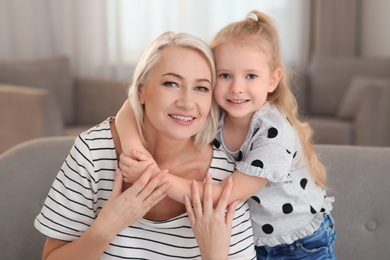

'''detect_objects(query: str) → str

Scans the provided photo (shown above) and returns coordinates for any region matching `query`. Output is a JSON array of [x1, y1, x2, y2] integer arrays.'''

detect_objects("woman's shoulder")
[[209, 143, 235, 177], [74, 117, 116, 159]]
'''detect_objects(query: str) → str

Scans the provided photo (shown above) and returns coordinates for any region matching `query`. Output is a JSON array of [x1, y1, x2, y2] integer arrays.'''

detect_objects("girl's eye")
[[246, 74, 257, 79], [163, 81, 178, 87], [218, 73, 231, 79]]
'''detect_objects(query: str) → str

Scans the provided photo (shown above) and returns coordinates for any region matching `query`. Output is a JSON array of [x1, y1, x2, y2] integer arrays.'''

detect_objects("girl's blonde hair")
[[128, 31, 218, 149], [210, 11, 327, 187]]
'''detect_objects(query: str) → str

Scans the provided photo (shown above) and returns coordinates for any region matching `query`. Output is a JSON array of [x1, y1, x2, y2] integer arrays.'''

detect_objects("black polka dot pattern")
[[212, 139, 220, 148], [251, 159, 264, 168], [267, 127, 278, 138], [237, 151, 243, 161], [262, 224, 274, 234], [310, 206, 317, 214], [282, 203, 293, 214], [300, 178, 308, 189], [252, 128, 259, 137], [251, 196, 261, 204]]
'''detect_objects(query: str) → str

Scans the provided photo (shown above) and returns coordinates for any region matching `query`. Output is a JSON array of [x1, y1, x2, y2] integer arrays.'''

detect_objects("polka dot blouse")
[[214, 102, 334, 247]]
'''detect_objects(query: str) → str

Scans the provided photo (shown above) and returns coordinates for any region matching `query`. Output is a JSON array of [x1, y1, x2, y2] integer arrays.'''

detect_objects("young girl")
[[116, 11, 336, 259]]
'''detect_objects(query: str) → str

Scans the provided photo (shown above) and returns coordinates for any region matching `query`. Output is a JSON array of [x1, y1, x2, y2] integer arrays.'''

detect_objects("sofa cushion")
[[308, 54, 390, 116], [337, 76, 390, 119], [308, 117, 353, 145], [0, 56, 74, 124]]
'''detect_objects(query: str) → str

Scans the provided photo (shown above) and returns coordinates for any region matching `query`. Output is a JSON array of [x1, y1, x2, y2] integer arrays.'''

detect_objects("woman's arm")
[[42, 166, 171, 260]]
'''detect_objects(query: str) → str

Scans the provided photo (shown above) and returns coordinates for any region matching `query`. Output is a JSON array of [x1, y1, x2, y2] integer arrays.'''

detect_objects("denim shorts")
[[255, 214, 336, 260]]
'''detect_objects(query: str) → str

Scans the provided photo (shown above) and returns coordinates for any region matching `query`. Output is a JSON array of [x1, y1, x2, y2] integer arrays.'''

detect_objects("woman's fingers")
[[202, 172, 213, 215], [184, 194, 195, 226], [191, 180, 203, 219], [123, 163, 156, 197], [225, 200, 239, 228], [215, 176, 233, 213], [111, 168, 123, 198]]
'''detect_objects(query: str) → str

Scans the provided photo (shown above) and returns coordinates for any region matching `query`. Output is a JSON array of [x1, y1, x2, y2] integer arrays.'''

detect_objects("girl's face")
[[213, 42, 281, 121], [139, 46, 212, 141]]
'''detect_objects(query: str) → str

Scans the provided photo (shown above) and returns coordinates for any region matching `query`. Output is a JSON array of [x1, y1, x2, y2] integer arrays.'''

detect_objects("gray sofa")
[[295, 54, 390, 146], [0, 136, 389, 260], [0, 56, 129, 153]]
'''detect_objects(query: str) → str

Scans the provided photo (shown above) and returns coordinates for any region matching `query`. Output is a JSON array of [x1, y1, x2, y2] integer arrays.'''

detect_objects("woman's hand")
[[42, 164, 172, 260], [119, 150, 160, 183], [184, 173, 238, 260], [93, 164, 171, 241]]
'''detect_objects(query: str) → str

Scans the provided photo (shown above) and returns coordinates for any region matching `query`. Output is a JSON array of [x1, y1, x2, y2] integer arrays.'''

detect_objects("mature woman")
[[34, 31, 255, 259]]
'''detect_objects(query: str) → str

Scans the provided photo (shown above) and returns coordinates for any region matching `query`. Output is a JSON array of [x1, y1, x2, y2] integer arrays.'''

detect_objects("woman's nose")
[[176, 90, 195, 109]]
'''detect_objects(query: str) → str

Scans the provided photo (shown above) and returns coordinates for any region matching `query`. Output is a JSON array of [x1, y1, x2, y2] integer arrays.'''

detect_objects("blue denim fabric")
[[255, 214, 336, 260]]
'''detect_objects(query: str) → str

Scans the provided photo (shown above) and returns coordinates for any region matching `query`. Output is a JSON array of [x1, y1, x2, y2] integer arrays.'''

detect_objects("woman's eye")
[[163, 81, 178, 87], [195, 86, 210, 92], [247, 74, 257, 79], [218, 73, 231, 79]]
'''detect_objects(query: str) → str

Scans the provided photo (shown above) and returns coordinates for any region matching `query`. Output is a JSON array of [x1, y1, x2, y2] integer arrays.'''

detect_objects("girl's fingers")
[[132, 150, 150, 161]]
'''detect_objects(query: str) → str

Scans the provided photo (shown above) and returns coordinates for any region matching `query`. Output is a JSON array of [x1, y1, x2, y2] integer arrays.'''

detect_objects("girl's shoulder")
[[251, 103, 298, 148]]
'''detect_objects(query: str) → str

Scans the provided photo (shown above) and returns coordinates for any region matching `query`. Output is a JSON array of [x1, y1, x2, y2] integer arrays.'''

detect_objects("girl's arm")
[[123, 150, 269, 206], [167, 168, 268, 205], [116, 100, 161, 183], [115, 100, 152, 158], [116, 100, 268, 205]]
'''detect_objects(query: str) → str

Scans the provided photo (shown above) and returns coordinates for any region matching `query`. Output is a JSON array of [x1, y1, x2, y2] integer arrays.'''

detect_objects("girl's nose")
[[230, 79, 243, 94]]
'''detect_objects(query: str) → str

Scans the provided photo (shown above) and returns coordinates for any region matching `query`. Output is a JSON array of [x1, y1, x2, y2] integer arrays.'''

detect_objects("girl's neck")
[[224, 113, 252, 130], [222, 113, 252, 151]]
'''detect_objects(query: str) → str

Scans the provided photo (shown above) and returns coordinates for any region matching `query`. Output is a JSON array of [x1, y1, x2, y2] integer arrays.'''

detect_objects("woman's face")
[[139, 46, 212, 142]]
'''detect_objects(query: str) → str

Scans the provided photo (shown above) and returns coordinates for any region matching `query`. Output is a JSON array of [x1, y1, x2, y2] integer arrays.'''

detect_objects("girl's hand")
[[119, 150, 159, 183], [184, 173, 238, 260], [93, 164, 171, 241]]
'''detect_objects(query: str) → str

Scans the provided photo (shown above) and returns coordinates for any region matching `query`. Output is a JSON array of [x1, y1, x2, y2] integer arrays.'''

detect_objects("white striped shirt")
[[34, 118, 255, 259]]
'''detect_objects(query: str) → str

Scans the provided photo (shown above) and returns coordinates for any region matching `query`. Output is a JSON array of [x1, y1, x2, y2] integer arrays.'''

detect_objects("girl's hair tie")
[[246, 12, 258, 21]]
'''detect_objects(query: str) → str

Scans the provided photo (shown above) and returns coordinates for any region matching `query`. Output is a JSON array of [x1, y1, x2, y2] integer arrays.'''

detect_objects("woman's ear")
[[268, 68, 282, 93], [138, 87, 145, 104]]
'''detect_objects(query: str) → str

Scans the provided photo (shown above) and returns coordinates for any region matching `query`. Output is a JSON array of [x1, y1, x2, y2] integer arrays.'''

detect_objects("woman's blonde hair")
[[128, 31, 218, 149], [210, 11, 327, 187]]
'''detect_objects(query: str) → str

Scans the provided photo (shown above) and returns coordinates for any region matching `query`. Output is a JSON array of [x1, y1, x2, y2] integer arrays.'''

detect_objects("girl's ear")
[[268, 68, 282, 93]]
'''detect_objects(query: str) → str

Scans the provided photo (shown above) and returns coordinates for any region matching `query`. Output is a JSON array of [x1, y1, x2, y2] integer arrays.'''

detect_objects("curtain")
[[0, 0, 310, 80], [310, 0, 360, 57]]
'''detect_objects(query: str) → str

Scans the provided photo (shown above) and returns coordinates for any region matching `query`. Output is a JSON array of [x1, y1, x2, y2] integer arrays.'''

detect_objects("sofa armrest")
[[0, 84, 63, 153], [74, 77, 129, 125], [354, 85, 390, 146]]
